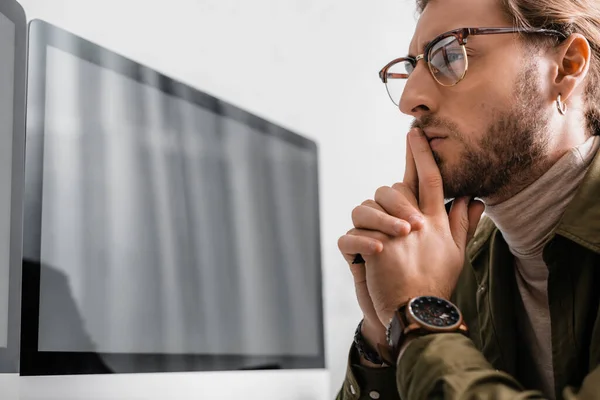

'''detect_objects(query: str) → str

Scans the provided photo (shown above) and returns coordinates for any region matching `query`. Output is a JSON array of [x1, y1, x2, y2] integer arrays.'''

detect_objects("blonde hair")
[[416, 0, 600, 135]]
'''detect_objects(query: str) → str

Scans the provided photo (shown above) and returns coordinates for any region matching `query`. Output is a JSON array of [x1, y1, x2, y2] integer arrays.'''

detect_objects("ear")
[[552, 33, 592, 102]]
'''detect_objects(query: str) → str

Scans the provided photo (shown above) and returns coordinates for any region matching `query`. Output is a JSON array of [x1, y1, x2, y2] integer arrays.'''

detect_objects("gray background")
[[37, 46, 321, 356], [0, 11, 15, 349]]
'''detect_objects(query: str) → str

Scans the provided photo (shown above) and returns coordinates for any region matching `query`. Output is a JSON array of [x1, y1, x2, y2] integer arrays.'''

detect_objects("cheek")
[[448, 51, 518, 118], [445, 84, 510, 146], [443, 102, 489, 146]]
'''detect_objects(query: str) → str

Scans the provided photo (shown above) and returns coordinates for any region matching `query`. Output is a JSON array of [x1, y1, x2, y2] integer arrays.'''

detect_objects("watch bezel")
[[407, 296, 463, 332]]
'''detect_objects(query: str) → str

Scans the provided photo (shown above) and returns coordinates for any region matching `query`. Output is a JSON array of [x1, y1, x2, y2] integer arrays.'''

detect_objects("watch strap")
[[385, 301, 418, 362]]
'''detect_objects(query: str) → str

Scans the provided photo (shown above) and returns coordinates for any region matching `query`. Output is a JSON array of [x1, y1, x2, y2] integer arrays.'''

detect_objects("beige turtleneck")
[[483, 135, 600, 399]]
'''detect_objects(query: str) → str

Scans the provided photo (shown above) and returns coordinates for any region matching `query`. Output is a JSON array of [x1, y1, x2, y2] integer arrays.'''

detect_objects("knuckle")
[[337, 236, 346, 252], [374, 186, 390, 202], [424, 174, 443, 188], [338, 234, 357, 253], [361, 199, 377, 207], [391, 182, 406, 191], [351, 206, 362, 223], [362, 199, 385, 213]]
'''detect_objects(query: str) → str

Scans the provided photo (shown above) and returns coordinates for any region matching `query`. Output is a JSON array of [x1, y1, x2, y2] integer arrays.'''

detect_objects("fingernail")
[[393, 220, 406, 234], [369, 242, 378, 252]]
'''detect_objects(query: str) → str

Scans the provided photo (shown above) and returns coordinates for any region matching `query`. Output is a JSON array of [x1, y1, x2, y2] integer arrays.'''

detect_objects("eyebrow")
[[408, 38, 432, 57]]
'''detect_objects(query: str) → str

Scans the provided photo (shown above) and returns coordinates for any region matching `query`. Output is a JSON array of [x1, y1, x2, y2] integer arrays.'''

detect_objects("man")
[[336, 0, 600, 399]]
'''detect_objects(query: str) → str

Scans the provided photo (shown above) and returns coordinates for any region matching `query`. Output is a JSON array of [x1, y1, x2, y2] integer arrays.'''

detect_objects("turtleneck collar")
[[483, 135, 600, 259]]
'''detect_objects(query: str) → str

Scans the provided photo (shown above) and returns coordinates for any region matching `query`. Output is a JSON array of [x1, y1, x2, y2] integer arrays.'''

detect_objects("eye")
[[427, 37, 468, 85], [445, 52, 465, 64]]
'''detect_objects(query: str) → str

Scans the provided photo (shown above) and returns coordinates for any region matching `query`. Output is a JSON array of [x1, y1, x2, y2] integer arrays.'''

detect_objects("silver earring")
[[556, 94, 567, 115]]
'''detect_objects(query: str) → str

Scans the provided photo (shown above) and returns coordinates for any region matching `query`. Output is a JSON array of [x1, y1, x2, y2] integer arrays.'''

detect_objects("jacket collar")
[[554, 142, 600, 254]]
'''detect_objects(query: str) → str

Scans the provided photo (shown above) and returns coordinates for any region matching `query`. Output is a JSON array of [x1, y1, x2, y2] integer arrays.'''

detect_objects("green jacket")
[[336, 148, 600, 400]]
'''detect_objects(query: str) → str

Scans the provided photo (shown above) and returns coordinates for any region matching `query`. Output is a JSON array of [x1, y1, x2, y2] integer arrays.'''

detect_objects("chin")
[[437, 163, 465, 199]]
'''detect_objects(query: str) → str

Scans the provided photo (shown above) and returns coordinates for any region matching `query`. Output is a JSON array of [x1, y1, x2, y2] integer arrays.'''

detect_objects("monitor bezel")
[[0, 0, 27, 374], [21, 18, 325, 376]]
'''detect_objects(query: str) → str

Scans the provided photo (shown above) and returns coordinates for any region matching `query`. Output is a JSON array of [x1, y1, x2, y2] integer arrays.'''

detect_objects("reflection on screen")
[[38, 46, 321, 357], [0, 12, 15, 349]]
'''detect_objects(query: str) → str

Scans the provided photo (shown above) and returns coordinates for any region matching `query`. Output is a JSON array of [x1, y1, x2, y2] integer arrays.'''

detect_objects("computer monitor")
[[22, 19, 324, 376], [0, 0, 26, 374]]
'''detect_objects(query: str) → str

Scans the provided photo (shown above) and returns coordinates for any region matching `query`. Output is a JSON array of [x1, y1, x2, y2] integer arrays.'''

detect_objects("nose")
[[398, 62, 439, 118]]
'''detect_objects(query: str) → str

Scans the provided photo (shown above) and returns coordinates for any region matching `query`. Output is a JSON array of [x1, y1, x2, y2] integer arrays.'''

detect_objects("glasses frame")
[[379, 27, 568, 104]]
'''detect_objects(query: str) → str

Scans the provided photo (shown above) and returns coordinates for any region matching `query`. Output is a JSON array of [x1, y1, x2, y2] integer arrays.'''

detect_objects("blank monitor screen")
[[22, 20, 324, 375]]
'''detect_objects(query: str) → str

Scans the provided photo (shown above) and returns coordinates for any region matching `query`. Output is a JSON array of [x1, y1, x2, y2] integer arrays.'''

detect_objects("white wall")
[[5, 0, 418, 398]]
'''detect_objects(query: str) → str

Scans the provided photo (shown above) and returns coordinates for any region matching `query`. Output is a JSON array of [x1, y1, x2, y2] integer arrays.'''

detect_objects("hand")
[[361, 128, 484, 326], [338, 197, 424, 348]]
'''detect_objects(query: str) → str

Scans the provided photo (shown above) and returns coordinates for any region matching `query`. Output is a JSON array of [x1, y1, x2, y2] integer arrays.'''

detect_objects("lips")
[[422, 130, 448, 143]]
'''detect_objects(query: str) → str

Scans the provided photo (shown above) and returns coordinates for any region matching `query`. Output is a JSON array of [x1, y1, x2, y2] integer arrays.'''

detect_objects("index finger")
[[403, 130, 419, 197], [408, 128, 445, 215]]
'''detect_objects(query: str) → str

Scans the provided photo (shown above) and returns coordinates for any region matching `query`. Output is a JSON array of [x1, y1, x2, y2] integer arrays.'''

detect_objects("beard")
[[412, 65, 552, 202]]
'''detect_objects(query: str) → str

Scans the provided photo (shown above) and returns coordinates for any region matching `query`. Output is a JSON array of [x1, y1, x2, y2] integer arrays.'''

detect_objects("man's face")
[[401, 0, 553, 201]]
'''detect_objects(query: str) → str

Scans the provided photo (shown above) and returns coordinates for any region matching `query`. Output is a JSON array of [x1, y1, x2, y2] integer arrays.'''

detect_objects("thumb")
[[449, 197, 485, 250]]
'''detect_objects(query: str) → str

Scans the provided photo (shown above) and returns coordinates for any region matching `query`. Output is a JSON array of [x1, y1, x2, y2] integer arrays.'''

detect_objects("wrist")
[[362, 318, 387, 346]]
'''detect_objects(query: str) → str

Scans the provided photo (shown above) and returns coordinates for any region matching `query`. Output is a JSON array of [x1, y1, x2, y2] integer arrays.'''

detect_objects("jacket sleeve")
[[335, 342, 400, 400], [335, 332, 600, 400], [397, 333, 600, 400]]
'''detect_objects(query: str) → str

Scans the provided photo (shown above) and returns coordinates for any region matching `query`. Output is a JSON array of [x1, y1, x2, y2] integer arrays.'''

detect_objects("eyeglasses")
[[379, 27, 567, 106]]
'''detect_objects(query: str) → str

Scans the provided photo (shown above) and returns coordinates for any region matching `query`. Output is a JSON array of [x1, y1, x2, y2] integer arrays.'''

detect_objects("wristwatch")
[[384, 296, 468, 364]]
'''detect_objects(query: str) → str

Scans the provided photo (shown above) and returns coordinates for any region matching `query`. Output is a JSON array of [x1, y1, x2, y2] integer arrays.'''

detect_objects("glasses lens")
[[384, 60, 412, 106], [428, 36, 467, 86]]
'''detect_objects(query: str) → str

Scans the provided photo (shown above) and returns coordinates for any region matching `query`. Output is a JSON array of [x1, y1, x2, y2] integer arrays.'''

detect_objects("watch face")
[[409, 296, 461, 330]]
